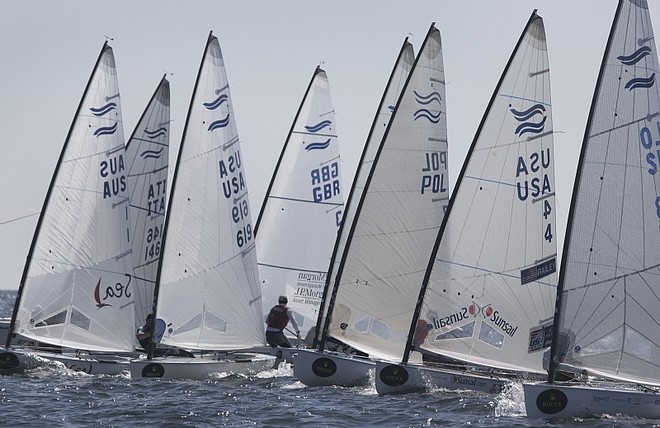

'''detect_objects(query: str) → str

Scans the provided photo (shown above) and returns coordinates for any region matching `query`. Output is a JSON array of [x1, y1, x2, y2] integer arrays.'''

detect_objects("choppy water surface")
[[0, 291, 657, 427]]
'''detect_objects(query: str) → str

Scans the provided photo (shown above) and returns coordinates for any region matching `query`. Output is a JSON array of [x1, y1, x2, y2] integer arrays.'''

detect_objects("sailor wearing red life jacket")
[[265, 295, 300, 348]]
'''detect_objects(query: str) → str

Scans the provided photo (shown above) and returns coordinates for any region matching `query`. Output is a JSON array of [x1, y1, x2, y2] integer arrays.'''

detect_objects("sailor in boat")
[[136, 314, 154, 351], [265, 296, 300, 348]]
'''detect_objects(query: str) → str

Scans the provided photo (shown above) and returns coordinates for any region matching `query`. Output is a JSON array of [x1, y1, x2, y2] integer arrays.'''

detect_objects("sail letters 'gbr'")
[[311, 161, 340, 202]]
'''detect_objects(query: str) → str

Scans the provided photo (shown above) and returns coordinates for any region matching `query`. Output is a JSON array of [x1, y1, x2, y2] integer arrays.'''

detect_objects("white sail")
[[323, 25, 449, 361], [255, 67, 343, 333], [416, 13, 556, 374], [552, 0, 660, 386], [125, 76, 170, 337], [10, 43, 134, 352], [316, 40, 415, 343], [155, 33, 264, 350]]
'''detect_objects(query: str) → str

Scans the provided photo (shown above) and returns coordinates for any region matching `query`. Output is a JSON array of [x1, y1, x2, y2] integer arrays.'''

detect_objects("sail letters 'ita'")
[[294, 23, 450, 387], [375, 10, 558, 396], [0, 42, 136, 376], [254, 66, 344, 351], [524, 0, 660, 419], [128, 31, 275, 380]]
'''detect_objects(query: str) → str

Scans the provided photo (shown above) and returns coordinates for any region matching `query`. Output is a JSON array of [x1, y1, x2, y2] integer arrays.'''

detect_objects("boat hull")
[[130, 353, 276, 380], [375, 360, 508, 395], [0, 348, 131, 375], [523, 382, 660, 419], [293, 349, 374, 387]]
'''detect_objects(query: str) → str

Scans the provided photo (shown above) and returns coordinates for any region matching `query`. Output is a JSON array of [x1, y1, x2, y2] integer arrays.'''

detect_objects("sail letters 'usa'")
[[515, 148, 552, 201], [99, 154, 126, 199], [218, 150, 245, 199]]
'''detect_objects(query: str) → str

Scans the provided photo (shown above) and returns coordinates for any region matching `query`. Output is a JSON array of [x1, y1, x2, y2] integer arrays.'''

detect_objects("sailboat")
[[375, 10, 557, 395], [254, 66, 344, 359], [0, 42, 135, 375], [129, 32, 275, 380], [524, 0, 660, 419], [294, 24, 449, 387], [125, 75, 171, 348]]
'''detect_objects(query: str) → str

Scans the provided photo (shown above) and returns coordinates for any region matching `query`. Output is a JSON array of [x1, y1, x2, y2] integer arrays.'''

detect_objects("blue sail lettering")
[[311, 161, 340, 202]]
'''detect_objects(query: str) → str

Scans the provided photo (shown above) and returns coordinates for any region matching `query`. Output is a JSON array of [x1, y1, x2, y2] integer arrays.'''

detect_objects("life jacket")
[[266, 305, 289, 330]]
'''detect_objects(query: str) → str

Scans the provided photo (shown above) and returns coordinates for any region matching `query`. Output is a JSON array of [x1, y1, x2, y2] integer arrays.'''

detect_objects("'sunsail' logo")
[[379, 364, 409, 387], [536, 388, 568, 414], [311, 357, 337, 378], [142, 362, 165, 378]]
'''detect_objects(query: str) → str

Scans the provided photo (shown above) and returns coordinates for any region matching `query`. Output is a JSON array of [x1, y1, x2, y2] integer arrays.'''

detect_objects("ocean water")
[[0, 290, 656, 427]]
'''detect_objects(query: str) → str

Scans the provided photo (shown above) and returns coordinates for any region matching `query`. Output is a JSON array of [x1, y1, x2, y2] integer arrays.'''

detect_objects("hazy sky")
[[0, 0, 648, 291]]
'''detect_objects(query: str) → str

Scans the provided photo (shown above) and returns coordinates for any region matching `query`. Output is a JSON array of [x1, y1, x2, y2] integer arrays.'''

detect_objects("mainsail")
[[125, 76, 170, 339], [153, 32, 264, 350], [320, 24, 449, 361], [549, 0, 660, 386], [7, 43, 134, 352], [315, 39, 415, 345], [410, 11, 557, 374], [255, 67, 343, 333]]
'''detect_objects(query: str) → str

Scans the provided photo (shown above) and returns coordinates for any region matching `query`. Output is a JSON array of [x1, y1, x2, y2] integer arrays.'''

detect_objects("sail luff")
[[5, 42, 112, 348], [254, 66, 323, 235], [146, 33, 213, 359], [314, 39, 413, 348], [547, 1, 624, 383], [125, 75, 170, 347]]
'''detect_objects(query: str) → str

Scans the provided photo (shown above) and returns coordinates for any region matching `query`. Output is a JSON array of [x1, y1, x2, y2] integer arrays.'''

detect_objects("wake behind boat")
[[129, 31, 275, 380], [524, 0, 660, 419]]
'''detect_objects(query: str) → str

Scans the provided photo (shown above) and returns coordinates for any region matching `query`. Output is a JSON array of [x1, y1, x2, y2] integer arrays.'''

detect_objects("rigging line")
[[258, 262, 327, 275], [0, 211, 40, 225]]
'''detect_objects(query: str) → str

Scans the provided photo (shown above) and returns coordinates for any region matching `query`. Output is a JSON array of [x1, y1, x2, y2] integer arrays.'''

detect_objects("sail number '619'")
[[639, 123, 660, 218]]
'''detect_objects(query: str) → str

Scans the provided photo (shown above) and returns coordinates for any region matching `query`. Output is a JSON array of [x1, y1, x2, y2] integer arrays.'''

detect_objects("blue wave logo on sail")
[[510, 104, 546, 137], [413, 91, 442, 123], [207, 114, 230, 132], [624, 73, 656, 90], [94, 122, 118, 137], [305, 138, 331, 151], [617, 46, 651, 65], [144, 127, 167, 139], [90, 102, 117, 117], [413, 90, 442, 106], [203, 94, 229, 110], [140, 148, 164, 160], [305, 120, 332, 133]]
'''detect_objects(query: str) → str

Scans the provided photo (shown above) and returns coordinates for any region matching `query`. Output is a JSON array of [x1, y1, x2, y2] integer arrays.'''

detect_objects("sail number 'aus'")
[[100, 154, 126, 199], [219, 149, 253, 248], [639, 123, 660, 218]]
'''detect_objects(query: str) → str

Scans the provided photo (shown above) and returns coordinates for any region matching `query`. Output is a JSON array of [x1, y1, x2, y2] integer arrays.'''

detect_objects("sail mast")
[[145, 32, 213, 359], [254, 66, 323, 235], [314, 38, 412, 348], [402, 10, 541, 364], [547, 0, 623, 383], [318, 24, 437, 353], [5, 42, 111, 349]]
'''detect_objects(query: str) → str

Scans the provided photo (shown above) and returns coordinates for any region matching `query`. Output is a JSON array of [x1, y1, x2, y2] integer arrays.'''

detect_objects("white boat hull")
[[375, 360, 508, 395], [0, 348, 131, 375], [293, 349, 374, 387], [523, 382, 660, 419], [130, 352, 276, 380]]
